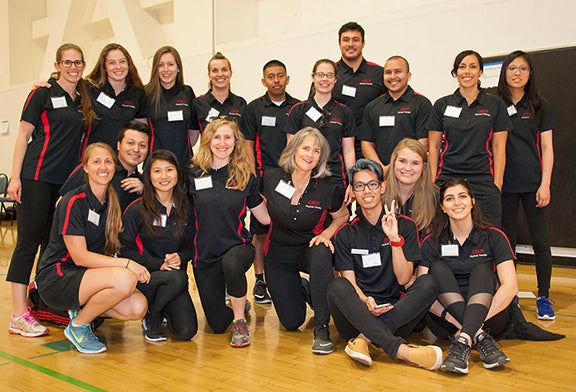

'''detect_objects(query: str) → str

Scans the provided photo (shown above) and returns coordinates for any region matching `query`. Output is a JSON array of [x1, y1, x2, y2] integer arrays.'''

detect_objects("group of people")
[[5, 21, 561, 375]]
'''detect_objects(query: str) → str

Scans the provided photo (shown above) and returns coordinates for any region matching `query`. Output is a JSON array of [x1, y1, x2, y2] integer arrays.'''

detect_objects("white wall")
[[1, 0, 575, 176]]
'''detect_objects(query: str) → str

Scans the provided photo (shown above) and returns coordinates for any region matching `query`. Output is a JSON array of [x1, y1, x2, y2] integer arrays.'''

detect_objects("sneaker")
[[312, 324, 334, 354], [475, 331, 510, 369], [253, 280, 272, 304], [441, 335, 470, 374], [144, 315, 167, 342], [536, 296, 556, 320], [64, 322, 106, 354], [8, 307, 49, 337], [406, 344, 443, 371], [301, 276, 313, 310], [230, 319, 250, 347], [345, 338, 372, 366]]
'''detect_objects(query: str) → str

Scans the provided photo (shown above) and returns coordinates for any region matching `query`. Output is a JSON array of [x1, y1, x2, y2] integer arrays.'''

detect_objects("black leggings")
[[265, 243, 334, 330], [328, 275, 438, 359], [193, 245, 254, 333], [137, 269, 197, 340]]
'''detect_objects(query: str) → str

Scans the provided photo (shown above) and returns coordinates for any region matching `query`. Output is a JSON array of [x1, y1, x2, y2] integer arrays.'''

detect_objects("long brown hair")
[[145, 46, 185, 116], [86, 43, 144, 90], [82, 142, 122, 255]]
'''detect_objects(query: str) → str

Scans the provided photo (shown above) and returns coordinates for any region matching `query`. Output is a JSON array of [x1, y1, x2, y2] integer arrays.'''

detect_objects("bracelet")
[[389, 235, 404, 247], [125, 260, 130, 268]]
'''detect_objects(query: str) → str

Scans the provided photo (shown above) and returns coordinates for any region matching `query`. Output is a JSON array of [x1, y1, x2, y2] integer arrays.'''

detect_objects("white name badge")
[[351, 248, 369, 255], [507, 105, 518, 116], [275, 180, 296, 199], [97, 92, 115, 109], [194, 176, 213, 190], [206, 107, 220, 122], [88, 210, 100, 226], [379, 115, 395, 127], [305, 106, 322, 122], [441, 244, 459, 257], [444, 105, 462, 118], [168, 110, 184, 122], [261, 116, 276, 127], [153, 214, 168, 227], [51, 96, 67, 109], [362, 253, 382, 268], [342, 85, 357, 97]]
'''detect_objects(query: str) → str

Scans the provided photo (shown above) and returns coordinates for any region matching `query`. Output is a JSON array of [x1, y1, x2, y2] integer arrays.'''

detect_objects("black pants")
[[468, 180, 502, 228], [328, 275, 438, 358], [137, 269, 197, 340], [193, 244, 254, 333], [7, 179, 60, 284], [502, 191, 552, 297], [265, 243, 334, 330]]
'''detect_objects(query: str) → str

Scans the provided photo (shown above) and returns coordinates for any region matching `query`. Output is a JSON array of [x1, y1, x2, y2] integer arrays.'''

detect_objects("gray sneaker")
[[230, 319, 250, 347], [64, 322, 106, 354], [312, 324, 334, 354]]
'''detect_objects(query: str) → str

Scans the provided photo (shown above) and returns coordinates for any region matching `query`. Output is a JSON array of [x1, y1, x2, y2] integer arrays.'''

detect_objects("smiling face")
[[105, 49, 129, 84], [352, 169, 384, 210], [384, 58, 411, 97], [505, 55, 530, 91], [312, 62, 337, 95], [210, 124, 236, 164], [394, 147, 424, 188], [55, 49, 85, 85], [117, 129, 149, 171], [339, 30, 365, 63], [456, 54, 483, 90], [157, 52, 179, 89], [84, 146, 115, 187], [441, 184, 475, 222], [150, 159, 178, 194], [209, 58, 232, 91], [294, 135, 322, 173]]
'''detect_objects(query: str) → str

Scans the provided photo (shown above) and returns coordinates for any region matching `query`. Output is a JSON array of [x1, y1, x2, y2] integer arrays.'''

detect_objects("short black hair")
[[347, 158, 383, 184], [263, 59, 287, 74], [117, 120, 151, 144], [338, 21, 365, 42]]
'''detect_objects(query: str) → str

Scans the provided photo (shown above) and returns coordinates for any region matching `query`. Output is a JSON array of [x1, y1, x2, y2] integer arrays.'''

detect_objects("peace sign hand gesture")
[[381, 200, 399, 240]]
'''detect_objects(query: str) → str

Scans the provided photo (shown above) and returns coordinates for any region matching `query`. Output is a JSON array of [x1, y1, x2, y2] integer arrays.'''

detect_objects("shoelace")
[[21, 312, 42, 327], [233, 320, 249, 336], [476, 334, 500, 356], [448, 338, 469, 361]]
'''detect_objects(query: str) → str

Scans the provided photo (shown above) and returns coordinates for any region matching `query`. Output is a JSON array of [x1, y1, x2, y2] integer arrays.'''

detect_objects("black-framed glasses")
[[59, 60, 85, 68], [352, 180, 381, 192], [319, 108, 331, 128]]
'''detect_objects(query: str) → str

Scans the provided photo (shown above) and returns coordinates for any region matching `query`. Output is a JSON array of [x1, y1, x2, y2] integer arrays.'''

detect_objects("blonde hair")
[[82, 142, 122, 255], [278, 127, 331, 178], [192, 118, 252, 190]]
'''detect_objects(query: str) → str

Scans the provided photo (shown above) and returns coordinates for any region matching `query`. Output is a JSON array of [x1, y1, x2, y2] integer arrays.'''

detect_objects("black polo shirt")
[[420, 227, 515, 288], [59, 162, 141, 212], [334, 209, 420, 303], [191, 91, 247, 132], [20, 77, 84, 185], [242, 92, 300, 176], [428, 89, 512, 182], [360, 86, 432, 165], [36, 183, 107, 288], [119, 198, 194, 272], [187, 165, 262, 268], [147, 84, 196, 166], [285, 97, 357, 187], [262, 168, 343, 247], [502, 96, 558, 193], [85, 82, 147, 150]]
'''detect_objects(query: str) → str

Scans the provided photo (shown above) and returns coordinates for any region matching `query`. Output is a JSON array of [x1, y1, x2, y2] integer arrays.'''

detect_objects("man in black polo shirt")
[[360, 56, 432, 172], [242, 60, 300, 304], [333, 22, 386, 160]]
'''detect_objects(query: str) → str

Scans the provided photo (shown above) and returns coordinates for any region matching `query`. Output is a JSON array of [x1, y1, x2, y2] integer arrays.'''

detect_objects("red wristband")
[[390, 235, 404, 247]]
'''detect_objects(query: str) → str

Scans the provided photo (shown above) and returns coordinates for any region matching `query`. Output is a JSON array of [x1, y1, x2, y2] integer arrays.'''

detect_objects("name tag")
[[51, 96, 67, 109], [97, 92, 115, 109], [168, 110, 184, 122], [444, 105, 462, 118], [441, 244, 459, 257], [351, 248, 369, 255], [507, 105, 517, 116], [342, 85, 357, 97], [362, 253, 382, 268], [153, 214, 168, 227], [275, 180, 296, 199], [261, 116, 276, 127], [194, 176, 213, 190], [206, 107, 220, 122], [305, 107, 322, 122], [88, 210, 100, 226], [379, 115, 395, 127]]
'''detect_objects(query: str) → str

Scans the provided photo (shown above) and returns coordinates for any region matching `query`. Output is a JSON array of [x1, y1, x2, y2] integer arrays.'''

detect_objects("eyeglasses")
[[313, 72, 336, 79], [59, 60, 85, 68], [319, 108, 331, 128], [507, 66, 530, 74], [352, 180, 381, 192]]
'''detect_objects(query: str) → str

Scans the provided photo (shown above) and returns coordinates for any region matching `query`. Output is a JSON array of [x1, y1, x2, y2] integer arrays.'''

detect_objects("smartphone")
[[374, 303, 392, 308]]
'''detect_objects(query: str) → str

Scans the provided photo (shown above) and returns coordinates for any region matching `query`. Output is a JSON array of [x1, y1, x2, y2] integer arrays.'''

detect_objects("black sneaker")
[[253, 279, 272, 304], [442, 335, 470, 374], [475, 331, 510, 369], [145, 315, 167, 342], [312, 324, 334, 354]]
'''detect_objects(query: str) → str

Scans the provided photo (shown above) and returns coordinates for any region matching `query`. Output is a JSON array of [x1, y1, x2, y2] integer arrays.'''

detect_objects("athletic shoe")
[[312, 324, 334, 354], [144, 315, 167, 342], [253, 279, 272, 304], [406, 344, 443, 370], [441, 335, 470, 374], [475, 331, 510, 369], [230, 319, 250, 347], [536, 296, 556, 320], [8, 307, 49, 337], [345, 338, 372, 366], [64, 322, 106, 354]]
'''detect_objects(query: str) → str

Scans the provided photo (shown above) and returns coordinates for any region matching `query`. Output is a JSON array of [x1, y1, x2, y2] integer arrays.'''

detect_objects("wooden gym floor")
[[0, 219, 573, 391]]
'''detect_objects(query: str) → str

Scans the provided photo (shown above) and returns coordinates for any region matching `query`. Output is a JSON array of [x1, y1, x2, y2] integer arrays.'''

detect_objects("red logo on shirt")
[[521, 112, 532, 119], [306, 200, 322, 210], [122, 100, 136, 109], [398, 107, 412, 114], [475, 109, 491, 117], [175, 99, 189, 106], [359, 79, 374, 86]]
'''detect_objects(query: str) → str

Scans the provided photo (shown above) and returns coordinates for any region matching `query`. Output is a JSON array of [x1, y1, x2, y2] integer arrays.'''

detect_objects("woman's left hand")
[[536, 185, 551, 208], [309, 235, 334, 253], [161, 253, 181, 270], [381, 200, 399, 239]]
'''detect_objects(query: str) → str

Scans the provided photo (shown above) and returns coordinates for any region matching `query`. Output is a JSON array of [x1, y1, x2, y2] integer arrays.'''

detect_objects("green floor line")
[[0, 350, 105, 392]]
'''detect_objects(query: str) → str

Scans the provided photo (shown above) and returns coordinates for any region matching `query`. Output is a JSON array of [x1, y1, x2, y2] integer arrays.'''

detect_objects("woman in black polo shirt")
[[262, 127, 349, 355], [120, 150, 197, 342], [497, 50, 558, 321], [420, 178, 517, 374], [35, 143, 149, 354], [187, 117, 270, 348]]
